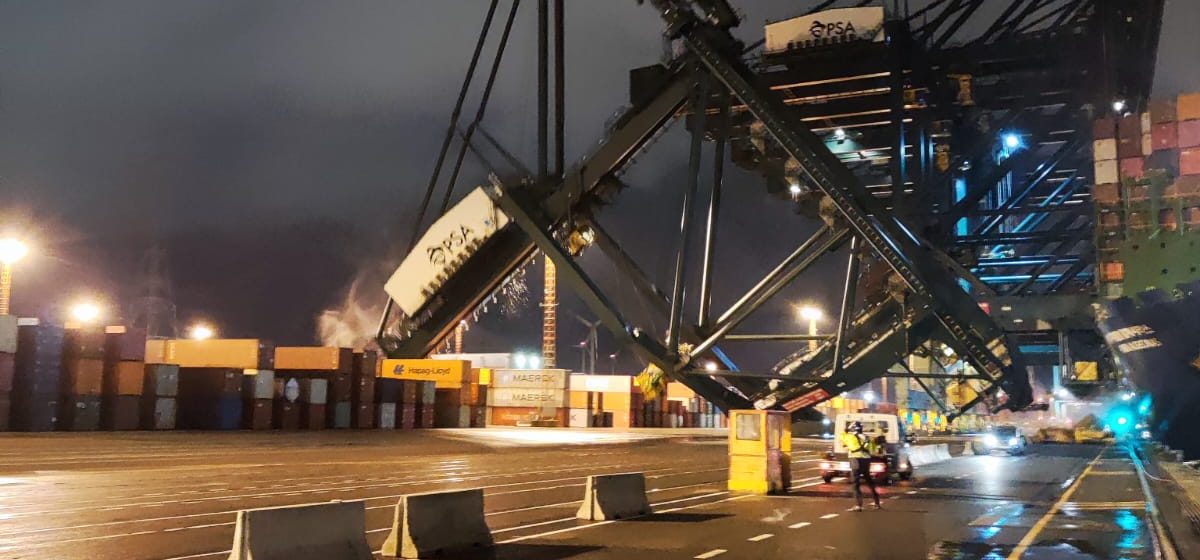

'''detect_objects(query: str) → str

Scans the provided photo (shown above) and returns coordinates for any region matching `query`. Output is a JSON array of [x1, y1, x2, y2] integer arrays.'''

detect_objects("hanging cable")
[[437, 0, 522, 217], [376, 0, 500, 341]]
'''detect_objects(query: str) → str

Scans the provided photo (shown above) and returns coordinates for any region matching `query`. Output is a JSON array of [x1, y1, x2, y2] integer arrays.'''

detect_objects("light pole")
[[0, 238, 29, 315], [799, 305, 823, 352]]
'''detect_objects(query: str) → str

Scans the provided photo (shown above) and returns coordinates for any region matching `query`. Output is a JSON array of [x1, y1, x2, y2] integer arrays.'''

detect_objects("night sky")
[[1, 1, 1197, 372]]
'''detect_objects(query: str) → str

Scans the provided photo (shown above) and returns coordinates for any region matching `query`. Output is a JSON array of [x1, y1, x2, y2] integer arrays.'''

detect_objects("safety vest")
[[841, 432, 870, 458]]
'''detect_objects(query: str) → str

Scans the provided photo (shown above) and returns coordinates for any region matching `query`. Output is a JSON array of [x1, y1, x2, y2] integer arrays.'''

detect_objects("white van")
[[820, 412, 913, 484]]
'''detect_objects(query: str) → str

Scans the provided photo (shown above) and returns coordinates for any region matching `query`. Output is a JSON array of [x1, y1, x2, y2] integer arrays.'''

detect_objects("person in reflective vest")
[[840, 421, 881, 511]]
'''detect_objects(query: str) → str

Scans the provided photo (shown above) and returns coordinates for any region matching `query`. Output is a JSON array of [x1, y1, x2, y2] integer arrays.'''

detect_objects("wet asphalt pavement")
[[0, 430, 1172, 559]]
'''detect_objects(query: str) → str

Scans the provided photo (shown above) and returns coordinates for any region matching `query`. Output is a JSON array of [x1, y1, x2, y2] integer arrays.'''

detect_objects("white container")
[[568, 408, 591, 428], [376, 403, 397, 429], [0, 314, 16, 354], [491, 369, 569, 389], [300, 378, 328, 405], [1094, 159, 1119, 185], [487, 387, 568, 408], [1143, 133, 1153, 156], [242, 369, 275, 400], [1093, 139, 1117, 161]]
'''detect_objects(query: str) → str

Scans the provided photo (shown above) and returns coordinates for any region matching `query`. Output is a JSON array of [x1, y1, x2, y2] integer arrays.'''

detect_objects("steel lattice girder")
[[380, 0, 1162, 419]]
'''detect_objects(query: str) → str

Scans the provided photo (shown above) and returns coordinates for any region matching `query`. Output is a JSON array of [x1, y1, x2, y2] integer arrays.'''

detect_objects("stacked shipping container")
[[487, 369, 569, 426], [11, 321, 63, 431], [1095, 92, 1200, 289], [142, 361, 178, 430], [0, 315, 16, 430], [60, 327, 105, 430], [101, 326, 147, 430]]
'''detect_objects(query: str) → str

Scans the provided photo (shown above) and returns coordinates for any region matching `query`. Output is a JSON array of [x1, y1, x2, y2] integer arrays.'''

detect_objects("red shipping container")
[[0, 391, 9, 431], [352, 402, 374, 429], [0, 352, 13, 392], [1153, 123, 1179, 151], [1182, 148, 1200, 177], [104, 327, 147, 362], [1093, 117, 1116, 139], [273, 400, 300, 429], [400, 403, 416, 429], [302, 403, 325, 430], [243, 399, 272, 430], [1120, 157, 1145, 179], [102, 395, 141, 430], [1118, 114, 1142, 140], [1178, 120, 1200, 149], [1117, 136, 1142, 159]]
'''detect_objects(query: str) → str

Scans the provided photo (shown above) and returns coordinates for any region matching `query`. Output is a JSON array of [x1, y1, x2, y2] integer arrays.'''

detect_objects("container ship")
[[1093, 91, 1200, 456]]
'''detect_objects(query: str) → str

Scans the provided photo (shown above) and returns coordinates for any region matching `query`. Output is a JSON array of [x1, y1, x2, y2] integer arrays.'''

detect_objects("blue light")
[[1003, 133, 1022, 150]]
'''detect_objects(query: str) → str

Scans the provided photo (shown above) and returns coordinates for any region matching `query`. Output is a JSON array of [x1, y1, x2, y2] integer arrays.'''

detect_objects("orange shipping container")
[[487, 406, 567, 427], [1150, 98, 1177, 124], [569, 391, 591, 409], [379, 359, 469, 388], [667, 381, 696, 400], [145, 339, 171, 364], [1093, 183, 1120, 205], [108, 361, 145, 396], [167, 339, 271, 369], [64, 358, 104, 395], [1101, 261, 1125, 283], [1179, 92, 1200, 121], [1182, 148, 1200, 177], [274, 347, 353, 372]]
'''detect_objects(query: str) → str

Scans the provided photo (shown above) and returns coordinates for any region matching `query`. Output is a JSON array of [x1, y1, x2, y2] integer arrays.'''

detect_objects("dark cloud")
[[1, 1, 1196, 366]]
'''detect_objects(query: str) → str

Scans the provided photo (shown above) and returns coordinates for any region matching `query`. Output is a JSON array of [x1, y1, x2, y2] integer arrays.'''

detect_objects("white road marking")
[[748, 533, 774, 542], [788, 521, 811, 529], [694, 549, 727, 559], [820, 513, 839, 519]]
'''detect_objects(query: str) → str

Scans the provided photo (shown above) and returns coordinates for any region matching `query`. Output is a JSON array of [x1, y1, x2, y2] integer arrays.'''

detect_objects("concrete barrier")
[[227, 500, 372, 560], [576, 472, 652, 521], [907, 444, 956, 468], [381, 488, 492, 559]]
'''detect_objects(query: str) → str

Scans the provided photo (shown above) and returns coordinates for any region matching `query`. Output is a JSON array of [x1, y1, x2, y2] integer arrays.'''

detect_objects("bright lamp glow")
[[788, 182, 803, 195], [983, 434, 999, 448], [833, 128, 847, 141], [0, 238, 28, 265], [514, 353, 528, 369], [70, 302, 102, 324], [863, 390, 876, 403], [188, 323, 215, 341], [704, 361, 718, 372], [1003, 133, 1022, 150], [1112, 99, 1127, 113], [528, 355, 541, 369], [799, 306, 823, 322]]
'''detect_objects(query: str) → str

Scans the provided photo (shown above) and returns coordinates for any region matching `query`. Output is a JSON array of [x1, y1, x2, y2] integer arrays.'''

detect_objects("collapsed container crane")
[[376, 0, 1163, 420]]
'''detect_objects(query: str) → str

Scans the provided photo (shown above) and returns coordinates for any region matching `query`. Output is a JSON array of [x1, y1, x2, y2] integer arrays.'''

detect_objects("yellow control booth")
[[728, 410, 791, 494]]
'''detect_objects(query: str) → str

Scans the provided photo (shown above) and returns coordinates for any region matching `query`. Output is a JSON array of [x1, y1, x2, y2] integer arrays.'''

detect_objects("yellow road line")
[[1006, 447, 1106, 560]]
